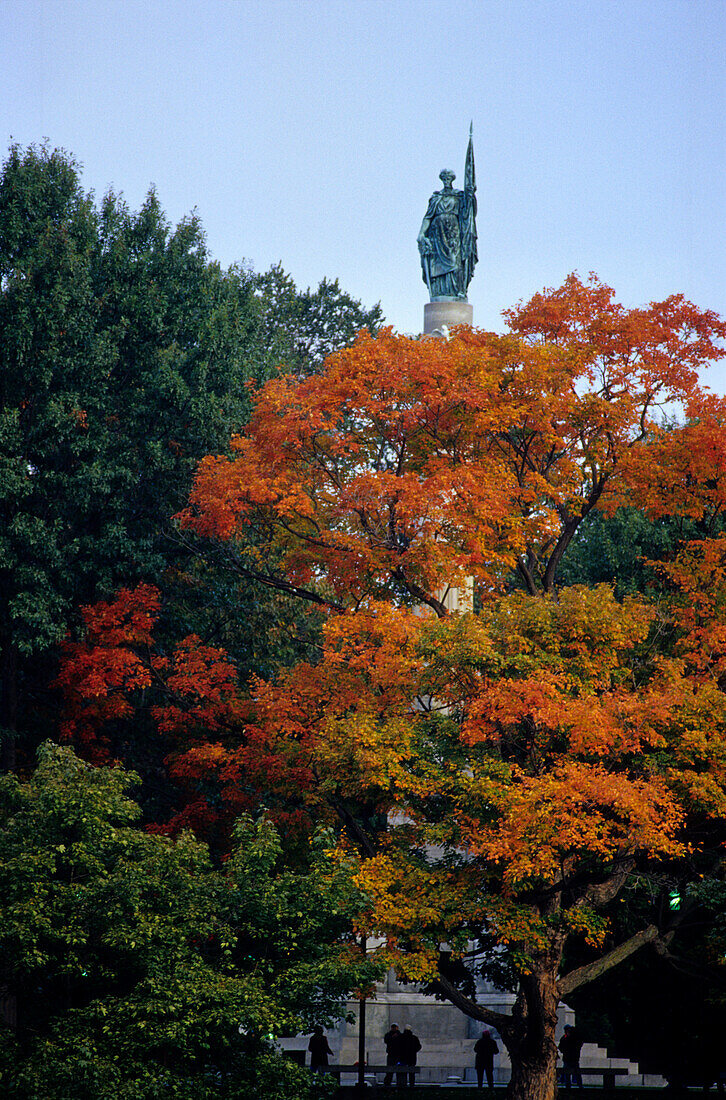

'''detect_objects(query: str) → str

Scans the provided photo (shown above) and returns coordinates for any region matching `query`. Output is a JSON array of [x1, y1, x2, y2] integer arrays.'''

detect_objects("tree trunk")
[[507, 1044, 559, 1100], [502, 965, 561, 1100]]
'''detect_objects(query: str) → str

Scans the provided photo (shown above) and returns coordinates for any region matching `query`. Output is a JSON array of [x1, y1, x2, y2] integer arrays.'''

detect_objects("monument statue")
[[417, 125, 477, 302]]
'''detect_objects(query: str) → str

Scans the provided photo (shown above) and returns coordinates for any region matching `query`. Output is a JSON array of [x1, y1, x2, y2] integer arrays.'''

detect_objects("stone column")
[[423, 299, 473, 335], [425, 300, 474, 616]]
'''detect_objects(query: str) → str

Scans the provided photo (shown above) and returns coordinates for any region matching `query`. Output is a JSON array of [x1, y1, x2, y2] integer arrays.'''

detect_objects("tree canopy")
[[0, 743, 377, 1099], [180, 275, 726, 612], [11, 142, 726, 1095], [0, 143, 381, 774], [161, 275, 726, 1099]]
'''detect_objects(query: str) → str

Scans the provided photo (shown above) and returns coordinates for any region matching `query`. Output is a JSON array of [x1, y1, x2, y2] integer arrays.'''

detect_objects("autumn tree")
[[53, 582, 303, 847], [166, 274, 726, 1099]]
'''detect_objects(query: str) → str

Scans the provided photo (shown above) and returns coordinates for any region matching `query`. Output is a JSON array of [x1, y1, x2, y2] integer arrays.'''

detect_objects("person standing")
[[383, 1022, 402, 1086], [398, 1024, 422, 1087], [558, 1024, 584, 1089], [474, 1028, 498, 1089], [308, 1025, 333, 1074]]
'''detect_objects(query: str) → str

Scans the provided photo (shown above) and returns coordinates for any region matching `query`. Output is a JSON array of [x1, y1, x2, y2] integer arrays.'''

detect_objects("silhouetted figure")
[[399, 1024, 422, 1087], [384, 1023, 402, 1086], [474, 1029, 498, 1088], [308, 1025, 333, 1074], [559, 1025, 584, 1089]]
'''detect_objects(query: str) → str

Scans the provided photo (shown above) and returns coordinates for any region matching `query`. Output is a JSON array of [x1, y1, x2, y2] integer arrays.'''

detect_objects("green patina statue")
[[417, 125, 478, 302]]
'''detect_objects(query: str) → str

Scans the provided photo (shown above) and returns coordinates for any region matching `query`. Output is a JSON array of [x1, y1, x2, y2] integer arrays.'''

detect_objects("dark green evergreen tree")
[[0, 145, 257, 769], [253, 262, 383, 377], [0, 144, 383, 773]]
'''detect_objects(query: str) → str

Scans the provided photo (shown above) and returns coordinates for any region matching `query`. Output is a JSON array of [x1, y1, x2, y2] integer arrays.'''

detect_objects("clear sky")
[[2, 0, 726, 373]]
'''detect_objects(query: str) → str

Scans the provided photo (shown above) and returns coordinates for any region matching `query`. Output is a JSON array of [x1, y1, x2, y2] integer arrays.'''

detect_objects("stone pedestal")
[[423, 299, 473, 334]]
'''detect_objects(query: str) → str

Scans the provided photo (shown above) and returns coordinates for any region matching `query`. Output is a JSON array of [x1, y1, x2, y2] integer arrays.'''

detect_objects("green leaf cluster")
[[0, 744, 377, 1098], [253, 264, 383, 378], [558, 506, 726, 597]]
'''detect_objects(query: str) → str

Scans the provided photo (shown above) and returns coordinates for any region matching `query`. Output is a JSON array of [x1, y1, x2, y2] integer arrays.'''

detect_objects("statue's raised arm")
[[417, 127, 478, 302]]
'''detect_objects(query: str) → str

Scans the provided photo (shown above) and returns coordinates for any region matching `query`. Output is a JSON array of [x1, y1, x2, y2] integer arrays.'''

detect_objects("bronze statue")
[[417, 126, 477, 301]]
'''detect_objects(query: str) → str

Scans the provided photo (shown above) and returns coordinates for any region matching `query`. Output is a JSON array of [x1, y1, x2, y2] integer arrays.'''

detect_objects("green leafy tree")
[[0, 144, 259, 770], [0, 144, 101, 766], [0, 743, 376, 1099], [558, 506, 726, 597], [253, 263, 383, 377], [0, 145, 382, 773]]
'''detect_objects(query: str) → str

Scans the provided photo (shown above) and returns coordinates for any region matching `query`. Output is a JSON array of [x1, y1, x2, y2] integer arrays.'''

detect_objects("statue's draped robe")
[[419, 131, 478, 303], [421, 190, 462, 298], [420, 186, 477, 301]]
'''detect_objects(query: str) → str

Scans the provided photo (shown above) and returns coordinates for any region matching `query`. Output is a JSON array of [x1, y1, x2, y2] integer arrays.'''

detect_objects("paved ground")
[[335, 1088, 675, 1097]]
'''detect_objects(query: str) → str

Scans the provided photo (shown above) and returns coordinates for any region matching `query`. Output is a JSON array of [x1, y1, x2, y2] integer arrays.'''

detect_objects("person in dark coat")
[[558, 1025, 584, 1089], [308, 1025, 334, 1074], [474, 1028, 498, 1088], [398, 1024, 422, 1087], [383, 1023, 403, 1086]]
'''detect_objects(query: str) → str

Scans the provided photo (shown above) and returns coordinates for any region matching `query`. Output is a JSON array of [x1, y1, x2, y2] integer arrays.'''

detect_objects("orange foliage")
[[615, 392, 726, 522], [175, 270, 726, 993], [55, 277, 726, 1040], [151, 635, 245, 735], [57, 585, 245, 746], [179, 275, 726, 607], [657, 537, 726, 679]]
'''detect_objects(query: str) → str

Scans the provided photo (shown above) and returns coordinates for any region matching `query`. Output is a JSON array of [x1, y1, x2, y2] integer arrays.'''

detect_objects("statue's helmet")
[[439, 169, 456, 184]]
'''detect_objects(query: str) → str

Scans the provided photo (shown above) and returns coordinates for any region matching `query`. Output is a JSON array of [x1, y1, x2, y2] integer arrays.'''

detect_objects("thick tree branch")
[[516, 555, 538, 597], [429, 974, 512, 1032], [559, 924, 660, 996], [569, 861, 635, 909], [542, 522, 579, 594], [227, 557, 344, 611], [169, 525, 346, 612], [392, 568, 448, 618], [542, 475, 608, 593], [329, 797, 377, 859]]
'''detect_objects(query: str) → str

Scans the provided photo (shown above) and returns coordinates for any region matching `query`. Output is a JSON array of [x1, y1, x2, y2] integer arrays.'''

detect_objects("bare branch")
[[559, 924, 660, 997], [429, 974, 512, 1031]]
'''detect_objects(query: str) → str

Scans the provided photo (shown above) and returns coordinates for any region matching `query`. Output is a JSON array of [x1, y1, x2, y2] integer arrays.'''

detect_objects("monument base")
[[423, 300, 473, 335]]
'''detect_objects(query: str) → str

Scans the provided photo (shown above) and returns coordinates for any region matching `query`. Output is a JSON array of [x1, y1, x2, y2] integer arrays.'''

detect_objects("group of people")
[[307, 1019, 584, 1089], [308, 1020, 495, 1087], [383, 1023, 423, 1086], [308, 1021, 424, 1086]]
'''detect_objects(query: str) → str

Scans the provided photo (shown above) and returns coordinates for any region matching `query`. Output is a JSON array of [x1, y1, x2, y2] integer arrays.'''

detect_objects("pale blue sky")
[[2, 0, 726, 377]]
